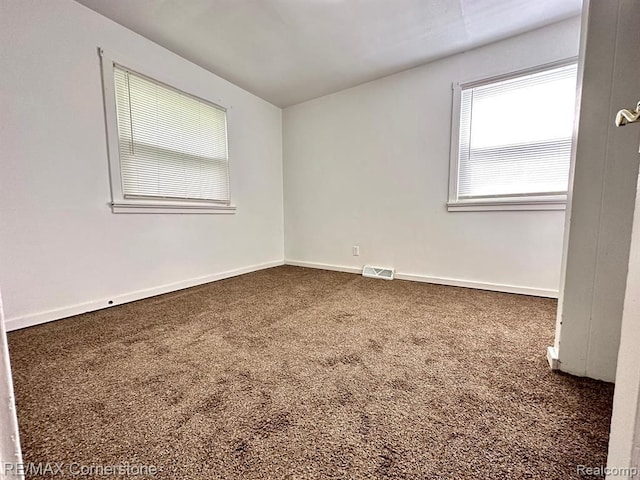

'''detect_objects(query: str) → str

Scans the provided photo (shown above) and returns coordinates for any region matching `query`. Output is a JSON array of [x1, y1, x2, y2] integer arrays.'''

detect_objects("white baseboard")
[[7, 259, 558, 332], [5, 260, 284, 332], [394, 272, 558, 298], [284, 260, 362, 275], [546, 346, 560, 370], [285, 260, 559, 298]]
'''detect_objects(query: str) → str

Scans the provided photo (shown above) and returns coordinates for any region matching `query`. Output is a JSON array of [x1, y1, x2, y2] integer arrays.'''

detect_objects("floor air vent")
[[362, 266, 395, 280]]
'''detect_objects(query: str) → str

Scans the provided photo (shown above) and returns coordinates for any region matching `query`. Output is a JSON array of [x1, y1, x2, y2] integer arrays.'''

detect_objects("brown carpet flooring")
[[8, 266, 613, 479]]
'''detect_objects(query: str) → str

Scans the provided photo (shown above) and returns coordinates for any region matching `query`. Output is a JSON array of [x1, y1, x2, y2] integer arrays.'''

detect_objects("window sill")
[[447, 198, 566, 212], [110, 200, 237, 214]]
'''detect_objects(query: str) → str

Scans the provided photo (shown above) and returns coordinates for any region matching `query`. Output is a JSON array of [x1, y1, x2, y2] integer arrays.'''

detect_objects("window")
[[448, 60, 578, 211], [100, 49, 235, 213]]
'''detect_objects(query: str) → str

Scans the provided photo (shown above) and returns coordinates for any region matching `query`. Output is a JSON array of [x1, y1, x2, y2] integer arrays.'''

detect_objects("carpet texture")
[[8, 266, 614, 479]]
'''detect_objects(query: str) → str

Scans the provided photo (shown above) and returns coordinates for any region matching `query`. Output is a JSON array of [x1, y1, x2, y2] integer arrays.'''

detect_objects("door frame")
[[0, 288, 23, 479]]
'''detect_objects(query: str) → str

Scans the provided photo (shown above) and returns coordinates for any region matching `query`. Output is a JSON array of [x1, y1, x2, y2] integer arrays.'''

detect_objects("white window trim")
[[99, 47, 236, 214], [447, 58, 577, 212]]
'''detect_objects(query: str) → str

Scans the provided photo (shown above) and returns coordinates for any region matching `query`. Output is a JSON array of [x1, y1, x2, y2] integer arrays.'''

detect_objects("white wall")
[[554, 0, 640, 383], [283, 18, 581, 297], [0, 0, 284, 330]]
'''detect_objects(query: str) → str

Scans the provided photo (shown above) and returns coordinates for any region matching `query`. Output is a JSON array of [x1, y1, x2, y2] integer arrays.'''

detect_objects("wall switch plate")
[[352, 245, 360, 256]]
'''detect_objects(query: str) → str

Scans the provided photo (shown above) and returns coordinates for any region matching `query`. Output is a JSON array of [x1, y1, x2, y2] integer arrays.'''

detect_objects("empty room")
[[1, 0, 640, 479]]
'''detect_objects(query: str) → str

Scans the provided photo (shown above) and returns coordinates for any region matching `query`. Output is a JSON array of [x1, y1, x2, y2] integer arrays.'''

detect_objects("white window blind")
[[113, 65, 230, 203], [456, 63, 577, 200]]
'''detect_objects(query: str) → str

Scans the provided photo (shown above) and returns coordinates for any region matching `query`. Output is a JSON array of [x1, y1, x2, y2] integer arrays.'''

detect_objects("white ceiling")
[[75, 0, 582, 107]]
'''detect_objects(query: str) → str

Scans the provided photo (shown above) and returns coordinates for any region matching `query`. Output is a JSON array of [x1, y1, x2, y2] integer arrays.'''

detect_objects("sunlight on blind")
[[458, 63, 577, 199], [114, 66, 229, 203]]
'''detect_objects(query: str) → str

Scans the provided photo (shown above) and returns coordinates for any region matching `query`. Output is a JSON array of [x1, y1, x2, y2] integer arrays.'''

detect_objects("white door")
[[609, 137, 640, 478], [604, 0, 640, 477], [0, 290, 23, 480]]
